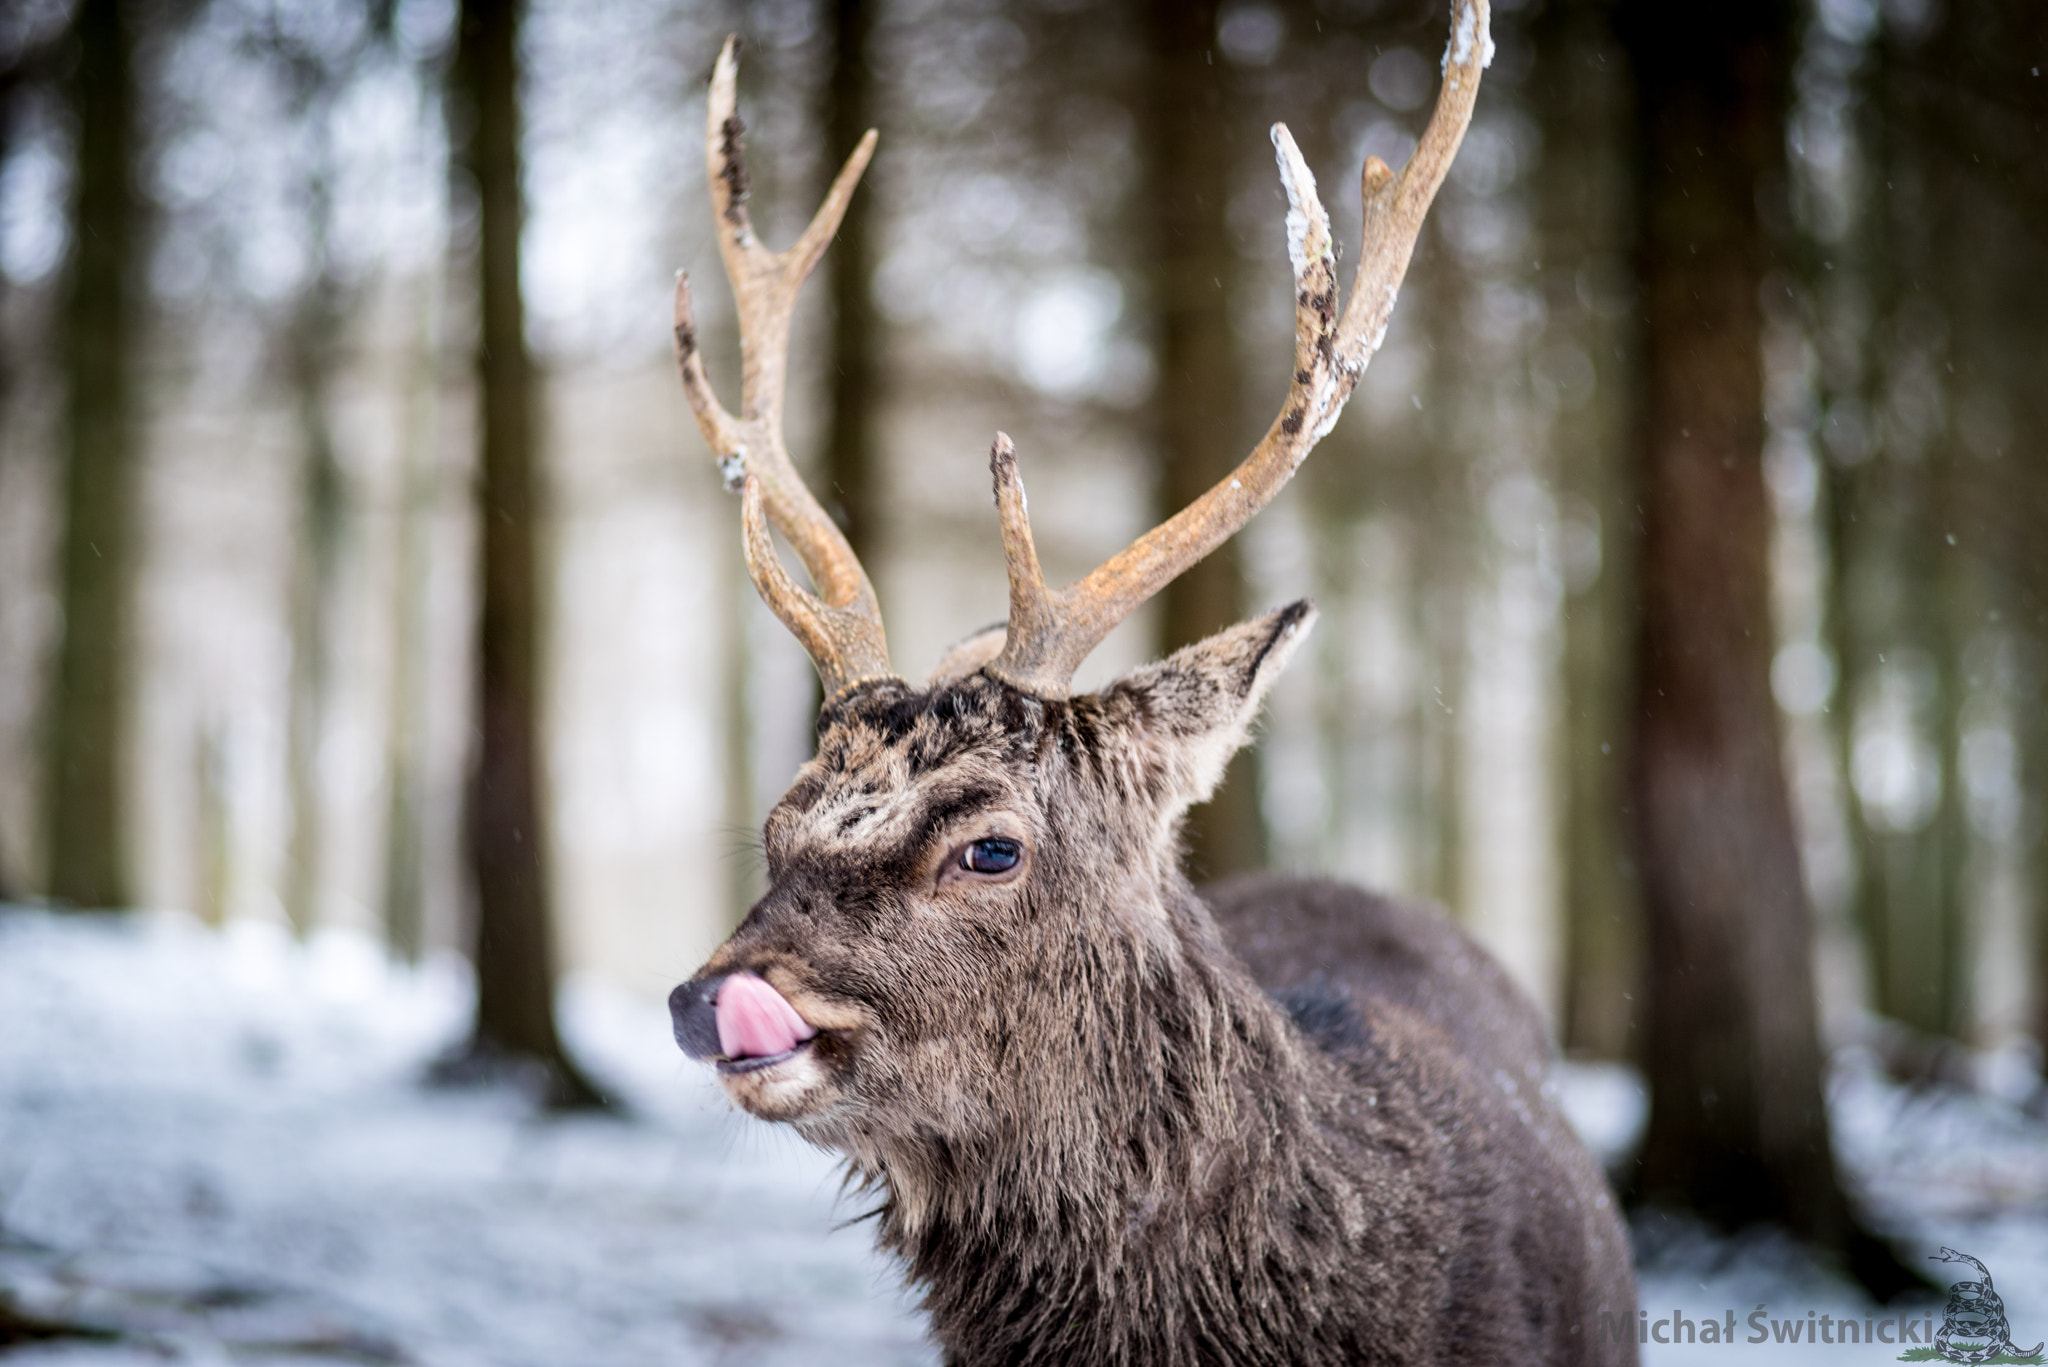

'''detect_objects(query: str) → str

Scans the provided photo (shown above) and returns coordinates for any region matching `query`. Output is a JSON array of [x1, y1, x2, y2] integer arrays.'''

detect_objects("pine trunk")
[[822, 0, 881, 568], [1618, 0, 1917, 1299], [448, 0, 600, 1108], [1143, 0, 1262, 880], [46, 0, 139, 911], [283, 237, 345, 939], [1536, 0, 1640, 1061]]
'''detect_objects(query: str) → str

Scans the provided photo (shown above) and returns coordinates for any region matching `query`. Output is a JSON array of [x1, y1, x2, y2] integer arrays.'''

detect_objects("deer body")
[[672, 632, 1635, 1366], [664, 8, 1636, 1362]]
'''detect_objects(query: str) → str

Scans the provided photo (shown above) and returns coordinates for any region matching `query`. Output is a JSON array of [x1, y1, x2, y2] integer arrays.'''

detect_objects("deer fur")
[[672, 603, 1637, 1365]]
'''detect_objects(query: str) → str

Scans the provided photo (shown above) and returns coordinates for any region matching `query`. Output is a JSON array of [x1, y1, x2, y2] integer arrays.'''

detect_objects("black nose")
[[669, 975, 727, 1060]]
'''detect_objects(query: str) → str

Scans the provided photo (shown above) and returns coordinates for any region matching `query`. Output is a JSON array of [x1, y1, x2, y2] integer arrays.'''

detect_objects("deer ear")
[[1099, 599, 1317, 806], [927, 623, 1007, 686]]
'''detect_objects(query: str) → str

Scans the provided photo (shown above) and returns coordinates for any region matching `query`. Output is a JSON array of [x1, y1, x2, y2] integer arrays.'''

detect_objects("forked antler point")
[[673, 37, 891, 695], [984, 0, 1488, 698]]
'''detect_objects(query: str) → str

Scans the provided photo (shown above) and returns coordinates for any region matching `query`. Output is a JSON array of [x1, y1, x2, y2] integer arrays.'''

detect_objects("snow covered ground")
[[1624, 1052, 2048, 1366], [2, 907, 2044, 1365], [0, 910, 930, 1366]]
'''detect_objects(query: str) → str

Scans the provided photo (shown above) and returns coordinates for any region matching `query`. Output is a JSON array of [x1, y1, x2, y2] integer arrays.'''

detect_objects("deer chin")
[[717, 1040, 837, 1122]]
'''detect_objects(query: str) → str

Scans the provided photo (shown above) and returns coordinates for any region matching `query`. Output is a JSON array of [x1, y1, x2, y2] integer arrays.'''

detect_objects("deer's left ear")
[[1099, 599, 1317, 806]]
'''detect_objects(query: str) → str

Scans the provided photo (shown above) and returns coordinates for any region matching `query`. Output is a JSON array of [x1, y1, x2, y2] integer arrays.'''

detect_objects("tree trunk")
[[1618, 0, 1919, 1299], [282, 192, 345, 940], [446, 0, 601, 1108], [1142, 0, 1262, 880], [45, 0, 139, 911], [822, 0, 881, 568], [1820, 14, 1988, 1049], [2033, 660, 2048, 1060], [1535, 0, 1641, 1061], [193, 719, 228, 926], [381, 264, 439, 963], [1879, 0, 2048, 1059]]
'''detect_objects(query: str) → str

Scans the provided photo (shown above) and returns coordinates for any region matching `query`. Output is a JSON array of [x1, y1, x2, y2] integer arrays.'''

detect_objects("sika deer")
[[667, 7, 1637, 1363]]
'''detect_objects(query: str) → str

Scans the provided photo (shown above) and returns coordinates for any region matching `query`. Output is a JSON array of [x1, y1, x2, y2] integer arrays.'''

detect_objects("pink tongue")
[[715, 973, 817, 1060]]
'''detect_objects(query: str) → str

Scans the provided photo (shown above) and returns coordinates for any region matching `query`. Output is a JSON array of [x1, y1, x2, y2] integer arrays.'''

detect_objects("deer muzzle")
[[669, 971, 818, 1072]]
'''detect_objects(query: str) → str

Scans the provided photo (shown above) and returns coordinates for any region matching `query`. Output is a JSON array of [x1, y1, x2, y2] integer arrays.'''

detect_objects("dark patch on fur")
[[817, 678, 919, 740], [779, 773, 826, 815], [718, 115, 750, 223], [674, 321, 697, 359], [1273, 975, 1365, 1054], [1281, 407, 1305, 436], [1242, 600, 1312, 695], [918, 781, 1006, 835]]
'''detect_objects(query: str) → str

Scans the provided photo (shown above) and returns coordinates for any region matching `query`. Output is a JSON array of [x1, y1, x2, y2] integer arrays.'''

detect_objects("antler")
[[985, 0, 1492, 699], [673, 36, 892, 698]]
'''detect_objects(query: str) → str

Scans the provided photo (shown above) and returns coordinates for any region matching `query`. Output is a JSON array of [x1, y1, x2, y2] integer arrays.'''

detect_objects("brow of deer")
[[673, 6, 1490, 701], [793, 775, 1013, 858]]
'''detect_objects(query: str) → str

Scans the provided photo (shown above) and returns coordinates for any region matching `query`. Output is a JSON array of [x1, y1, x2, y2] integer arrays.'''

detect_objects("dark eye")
[[963, 838, 1021, 875]]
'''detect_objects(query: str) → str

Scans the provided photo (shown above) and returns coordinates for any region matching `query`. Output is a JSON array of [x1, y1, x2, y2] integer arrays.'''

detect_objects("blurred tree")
[[264, 8, 374, 941], [443, 0, 602, 1107], [1617, 0, 1919, 1298], [279, 348, 342, 940], [1823, 70, 1973, 1046], [790, 0, 881, 766], [1143, 0, 1262, 881], [820, 0, 880, 568], [1534, 0, 1641, 1062], [193, 720, 228, 926], [381, 281, 437, 963], [44, 0, 142, 911], [1807, 0, 2047, 1056], [0, 12, 65, 413], [1401, 251, 1467, 917], [1874, 0, 2048, 1054], [365, 9, 434, 966], [0, 13, 64, 424]]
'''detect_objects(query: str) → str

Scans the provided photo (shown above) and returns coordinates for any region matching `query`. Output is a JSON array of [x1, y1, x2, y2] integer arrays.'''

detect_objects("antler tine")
[[738, 476, 891, 696], [989, 433, 1057, 648], [674, 35, 893, 696], [985, 0, 1490, 699]]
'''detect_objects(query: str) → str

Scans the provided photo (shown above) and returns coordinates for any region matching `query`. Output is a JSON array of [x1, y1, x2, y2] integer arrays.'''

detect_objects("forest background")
[[1, 0, 2045, 1302]]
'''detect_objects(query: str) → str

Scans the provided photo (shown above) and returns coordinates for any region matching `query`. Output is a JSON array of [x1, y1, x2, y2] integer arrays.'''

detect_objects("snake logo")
[[1925, 1248, 2042, 1365]]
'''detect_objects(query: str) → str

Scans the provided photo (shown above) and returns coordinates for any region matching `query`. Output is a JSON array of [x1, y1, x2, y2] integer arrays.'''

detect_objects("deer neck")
[[869, 882, 1364, 1349]]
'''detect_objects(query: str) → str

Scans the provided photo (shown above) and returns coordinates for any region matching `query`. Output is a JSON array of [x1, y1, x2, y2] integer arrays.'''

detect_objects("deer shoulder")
[[1207, 875, 1550, 1086]]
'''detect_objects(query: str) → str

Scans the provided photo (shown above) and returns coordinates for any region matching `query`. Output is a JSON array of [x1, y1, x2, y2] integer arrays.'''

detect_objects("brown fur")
[[673, 603, 1637, 1365]]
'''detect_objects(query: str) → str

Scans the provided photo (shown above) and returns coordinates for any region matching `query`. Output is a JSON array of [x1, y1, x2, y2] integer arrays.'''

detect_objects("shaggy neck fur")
[[863, 878, 1407, 1367], [768, 662, 1456, 1365]]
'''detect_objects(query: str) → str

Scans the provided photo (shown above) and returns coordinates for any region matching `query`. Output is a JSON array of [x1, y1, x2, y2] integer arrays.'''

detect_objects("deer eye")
[[962, 838, 1021, 875]]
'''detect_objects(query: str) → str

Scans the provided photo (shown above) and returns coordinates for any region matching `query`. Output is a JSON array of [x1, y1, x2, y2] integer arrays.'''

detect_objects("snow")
[[0, 909, 933, 1366], [1269, 124, 1329, 286], [1602, 1048, 2048, 1365], [717, 448, 747, 493], [1442, 1, 1496, 77], [4, 907, 2046, 1366]]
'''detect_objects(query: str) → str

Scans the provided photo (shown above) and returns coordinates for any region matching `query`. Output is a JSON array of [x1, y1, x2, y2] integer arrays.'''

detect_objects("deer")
[[666, 5, 1636, 1363]]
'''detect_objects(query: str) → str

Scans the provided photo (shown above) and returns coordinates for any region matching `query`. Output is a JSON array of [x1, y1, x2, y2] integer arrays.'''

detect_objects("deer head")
[[669, 8, 1486, 1207]]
